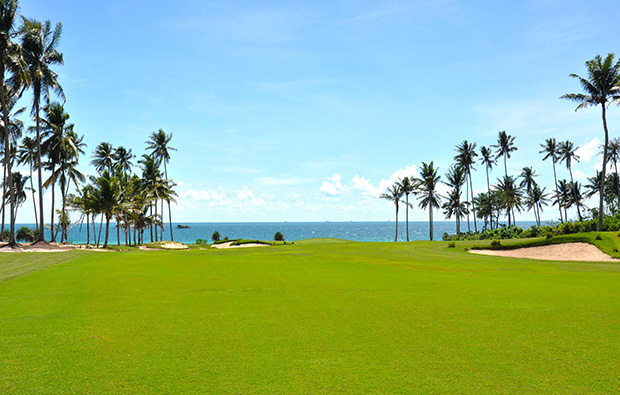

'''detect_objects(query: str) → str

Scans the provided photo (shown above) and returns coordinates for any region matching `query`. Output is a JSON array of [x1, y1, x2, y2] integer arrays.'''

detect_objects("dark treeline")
[[381, 53, 620, 241], [0, 0, 177, 248]]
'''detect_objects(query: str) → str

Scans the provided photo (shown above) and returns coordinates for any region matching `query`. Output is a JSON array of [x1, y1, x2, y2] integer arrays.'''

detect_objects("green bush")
[[447, 241, 456, 248], [490, 239, 501, 248], [212, 231, 221, 242], [16, 227, 35, 243], [274, 232, 285, 242]]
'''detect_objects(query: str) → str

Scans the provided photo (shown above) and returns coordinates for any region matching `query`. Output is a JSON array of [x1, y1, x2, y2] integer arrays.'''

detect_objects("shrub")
[[546, 233, 553, 239], [447, 241, 456, 248], [16, 227, 35, 243], [595, 234, 602, 240], [223, 236, 229, 241], [274, 232, 285, 242], [490, 239, 501, 248], [212, 231, 221, 242]]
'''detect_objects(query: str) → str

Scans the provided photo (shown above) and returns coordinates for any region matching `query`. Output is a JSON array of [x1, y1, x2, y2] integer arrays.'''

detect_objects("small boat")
[[177, 224, 190, 229]]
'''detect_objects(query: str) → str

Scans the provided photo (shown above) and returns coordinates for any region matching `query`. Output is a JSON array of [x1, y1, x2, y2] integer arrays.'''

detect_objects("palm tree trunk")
[[103, 216, 110, 248], [160, 198, 164, 240], [97, 215, 103, 247], [394, 203, 399, 242], [429, 207, 434, 241], [552, 159, 563, 222], [504, 153, 508, 177], [35, 87, 45, 242], [1, 162, 6, 242], [405, 194, 409, 241], [0, 64, 15, 245], [599, 105, 609, 231], [456, 211, 460, 237], [469, 170, 477, 233], [117, 221, 120, 246], [150, 205, 153, 242], [86, 213, 90, 245], [29, 164, 38, 230], [465, 181, 471, 233], [164, 161, 173, 241], [50, 169, 56, 242], [568, 166, 582, 221]]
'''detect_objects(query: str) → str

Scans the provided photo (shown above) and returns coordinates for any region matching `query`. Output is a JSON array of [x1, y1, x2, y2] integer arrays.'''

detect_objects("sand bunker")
[[211, 242, 269, 249], [470, 242, 618, 262], [0, 242, 108, 253]]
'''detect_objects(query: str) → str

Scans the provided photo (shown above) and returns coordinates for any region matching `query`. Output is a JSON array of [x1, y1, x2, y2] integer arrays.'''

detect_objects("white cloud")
[[320, 173, 345, 197], [236, 189, 255, 201], [255, 176, 314, 186], [576, 137, 600, 162], [179, 188, 226, 201], [352, 165, 420, 197]]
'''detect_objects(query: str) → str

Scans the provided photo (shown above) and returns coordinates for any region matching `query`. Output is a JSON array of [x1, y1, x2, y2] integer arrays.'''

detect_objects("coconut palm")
[[113, 146, 134, 174], [479, 146, 495, 194], [473, 192, 493, 230], [603, 137, 620, 199], [91, 142, 114, 174], [569, 181, 585, 221], [555, 180, 572, 221], [495, 175, 522, 226], [0, 0, 28, 245], [525, 185, 549, 227], [455, 140, 478, 233], [518, 167, 539, 193], [380, 184, 404, 242], [539, 138, 563, 222], [396, 176, 415, 241], [19, 18, 64, 242], [414, 162, 442, 241], [2, 171, 28, 226], [146, 129, 176, 240], [558, 140, 581, 220], [561, 53, 620, 231], [492, 131, 517, 177], [443, 164, 467, 236], [91, 171, 118, 248], [16, 136, 38, 228]]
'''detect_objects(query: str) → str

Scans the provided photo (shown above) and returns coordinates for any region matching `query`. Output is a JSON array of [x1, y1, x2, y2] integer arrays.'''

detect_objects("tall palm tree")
[[396, 176, 415, 241], [113, 146, 134, 174], [539, 138, 563, 222], [146, 129, 176, 240], [493, 131, 517, 177], [92, 171, 118, 248], [495, 175, 522, 226], [561, 53, 620, 231], [455, 140, 478, 233], [443, 164, 467, 236], [0, 0, 27, 245], [0, 85, 24, 242], [380, 184, 404, 242], [479, 145, 495, 194], [525, 185, 549, 227], [2, 171, 28, 226], [555, 180, 572, 221], [603, 137, 620, 199], [16, 136, 38, 228], [91, 142, 114, 174], [569, 181, 585, 221], [558, 140, 581, 220], [519, 167, 540, 223], [414, 162, 442, 241], [19, 17, 64, 242]]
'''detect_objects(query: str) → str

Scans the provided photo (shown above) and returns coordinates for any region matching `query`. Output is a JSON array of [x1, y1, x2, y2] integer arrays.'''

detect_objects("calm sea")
[[15, 221, 539, 244]]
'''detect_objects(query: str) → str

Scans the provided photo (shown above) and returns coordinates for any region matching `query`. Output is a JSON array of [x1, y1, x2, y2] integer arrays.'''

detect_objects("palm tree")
[[414, 162, 442, 241], [91, 142, 114, 174], [443, 164, 467, 236], [603, 137, 620, 199], [493, 131, 517, 177], [539, 138, 563, 222], [0, 85, 24, 242], [113, 146, 134, 174], [396, 176, 415, 241], [19, 17, 64, 242], [558, 140, 581, 220], [2, 171, 29, 227], [41, 102, 75, 241], [92, 171, 118, 248], [380, 184, 404, 242], [455, 140, 478, 233], [525, 185, 549, 227], [479, 146, 495, 194], [495, 175, 522, 226], [555, 180, 572, 221], [561, 53, 620, 231], [16, 136, 38, 228], [473, 192, 493, 230], [569, 181, 585, 221], [519, 167, 540, 223], [0, 0, 27, 245], [146, 129, 176, 240]]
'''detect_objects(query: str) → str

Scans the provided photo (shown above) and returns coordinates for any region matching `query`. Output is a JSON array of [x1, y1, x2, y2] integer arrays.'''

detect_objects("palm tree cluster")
[[67, 131, 177, 248], [0, 1, 179, 246], [379, 53, 620, 240]]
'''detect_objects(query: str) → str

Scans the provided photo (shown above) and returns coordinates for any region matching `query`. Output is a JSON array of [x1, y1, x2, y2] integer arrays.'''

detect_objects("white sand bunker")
[[470, 242, 618, 262], [211, 242, 269, 249]]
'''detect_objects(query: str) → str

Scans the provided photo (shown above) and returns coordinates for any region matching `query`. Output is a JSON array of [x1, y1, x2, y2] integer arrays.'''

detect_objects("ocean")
[[14, 221, 539, 244]]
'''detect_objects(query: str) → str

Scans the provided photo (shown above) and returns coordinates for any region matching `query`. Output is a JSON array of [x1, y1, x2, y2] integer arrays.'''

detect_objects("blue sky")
[[12, 0, 620, 223]]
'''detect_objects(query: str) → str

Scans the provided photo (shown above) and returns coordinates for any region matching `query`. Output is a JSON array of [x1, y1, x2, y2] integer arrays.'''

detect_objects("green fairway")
[[1, 239, 620, 394]]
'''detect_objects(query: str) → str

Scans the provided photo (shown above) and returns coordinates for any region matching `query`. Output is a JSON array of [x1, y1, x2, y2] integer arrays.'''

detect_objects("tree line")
[[381, 54, 620, 241], [0, 0, 177, 247]]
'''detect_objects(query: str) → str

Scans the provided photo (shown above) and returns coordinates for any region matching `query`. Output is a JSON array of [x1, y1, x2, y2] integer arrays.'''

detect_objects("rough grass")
[[1, 239, 620, 394]]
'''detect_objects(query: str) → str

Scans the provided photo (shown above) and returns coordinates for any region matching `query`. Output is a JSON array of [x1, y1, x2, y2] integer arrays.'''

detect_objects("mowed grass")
[[1, 239, 620, 394]]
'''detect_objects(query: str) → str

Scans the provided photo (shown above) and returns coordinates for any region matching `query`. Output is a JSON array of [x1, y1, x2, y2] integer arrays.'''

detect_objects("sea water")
[[16, 221, 538, 244]]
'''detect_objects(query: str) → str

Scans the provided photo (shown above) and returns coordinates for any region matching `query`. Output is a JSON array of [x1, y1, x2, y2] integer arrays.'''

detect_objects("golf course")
[[1, 235, 619, 394]]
